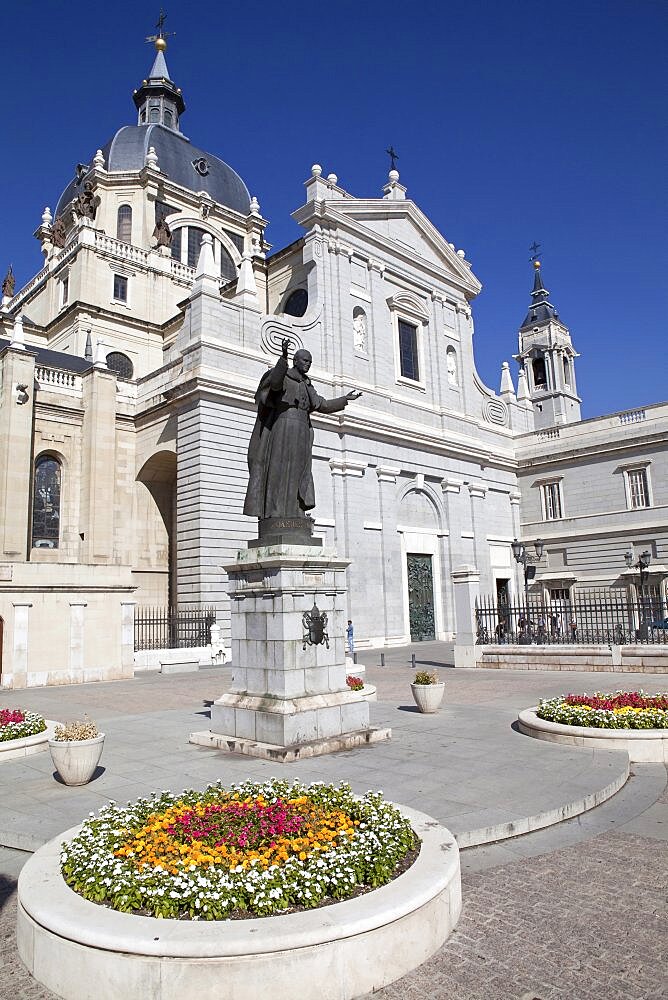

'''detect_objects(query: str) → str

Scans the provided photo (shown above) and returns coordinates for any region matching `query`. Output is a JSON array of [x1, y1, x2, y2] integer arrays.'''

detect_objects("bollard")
[[380, 652, 385, 667], [353, 651, 357, 664], [411, 653, 416, 669]]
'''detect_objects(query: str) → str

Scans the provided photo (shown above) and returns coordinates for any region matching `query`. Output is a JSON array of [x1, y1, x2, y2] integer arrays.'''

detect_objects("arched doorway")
[[136, 451, 177, 606]]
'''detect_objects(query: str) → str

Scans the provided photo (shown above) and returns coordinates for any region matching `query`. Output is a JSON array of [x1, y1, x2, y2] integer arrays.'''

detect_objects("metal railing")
[[475, 592, 668, 646], [134, 605, 216, 651]]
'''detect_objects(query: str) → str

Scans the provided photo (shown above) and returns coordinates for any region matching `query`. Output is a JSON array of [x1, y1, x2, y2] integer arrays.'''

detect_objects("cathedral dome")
[[55, 39, 250, 219], [55, 124, 251, 218]]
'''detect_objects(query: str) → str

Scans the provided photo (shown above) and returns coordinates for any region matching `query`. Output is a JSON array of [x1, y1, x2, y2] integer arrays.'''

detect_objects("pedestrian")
[[550, 612, 561, 640], [346, 619, 354, 656], [570, 617, 577, 642]]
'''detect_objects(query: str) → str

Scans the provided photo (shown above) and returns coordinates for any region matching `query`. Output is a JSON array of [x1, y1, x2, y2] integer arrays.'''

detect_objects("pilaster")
[[80, 367, 117, 562], [0, 346, 36, 559]]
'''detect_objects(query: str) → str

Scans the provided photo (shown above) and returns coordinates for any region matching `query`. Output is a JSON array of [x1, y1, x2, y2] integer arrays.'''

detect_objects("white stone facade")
[[0, 45, 665, 686]]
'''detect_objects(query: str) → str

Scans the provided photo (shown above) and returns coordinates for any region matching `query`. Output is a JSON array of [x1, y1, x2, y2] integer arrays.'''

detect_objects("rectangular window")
[[550, 588, 570, 602], [542, 481, 563, 520], [61, 275, 69, 306], [398, 319, 419, 381], [171, 227, 182, 262], [187, 227, 206, 269], [627, 468, 649, 509], [113, 274, 128, 302]]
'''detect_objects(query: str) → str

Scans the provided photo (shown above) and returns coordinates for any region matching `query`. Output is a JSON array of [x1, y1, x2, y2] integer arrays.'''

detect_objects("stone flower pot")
[[410, 682, 445, 714], [48, 734, 105, 786]]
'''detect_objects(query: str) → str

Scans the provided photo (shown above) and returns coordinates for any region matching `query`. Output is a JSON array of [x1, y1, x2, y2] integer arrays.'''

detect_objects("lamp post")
[[511, 538, 544, 643], [625, 549, 651, 639]]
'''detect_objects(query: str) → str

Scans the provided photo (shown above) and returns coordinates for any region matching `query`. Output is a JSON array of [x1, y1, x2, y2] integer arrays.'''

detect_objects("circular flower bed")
[[61, 780, 417, 920], [536, 691, 668, 730], [0, 708, 46, 742]]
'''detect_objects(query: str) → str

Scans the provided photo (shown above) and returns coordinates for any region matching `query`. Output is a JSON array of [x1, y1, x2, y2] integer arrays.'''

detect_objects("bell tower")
[[515, 260, 581, 428]]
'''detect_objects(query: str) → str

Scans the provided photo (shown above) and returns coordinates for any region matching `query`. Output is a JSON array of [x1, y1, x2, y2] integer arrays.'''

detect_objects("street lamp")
[[624, 549, 651, 638], [512, 538, 544, 642]]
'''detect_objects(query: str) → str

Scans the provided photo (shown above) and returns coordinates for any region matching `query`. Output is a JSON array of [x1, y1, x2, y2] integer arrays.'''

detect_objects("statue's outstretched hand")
[[281, 338, 290, 360], [345, 390, 362, 401]]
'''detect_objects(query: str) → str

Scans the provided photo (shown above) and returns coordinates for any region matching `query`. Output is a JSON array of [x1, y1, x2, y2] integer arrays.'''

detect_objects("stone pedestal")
[[191, 544, 390, 761]]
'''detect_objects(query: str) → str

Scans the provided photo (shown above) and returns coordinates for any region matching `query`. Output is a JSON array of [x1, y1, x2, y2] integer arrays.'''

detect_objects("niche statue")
[[244, 339, 361, 522]]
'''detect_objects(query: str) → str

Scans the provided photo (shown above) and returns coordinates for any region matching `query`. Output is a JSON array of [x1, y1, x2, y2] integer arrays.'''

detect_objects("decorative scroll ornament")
[[483, 398, 509, 426], [260, 319, 304, 357], [302, 601, 329, 650]]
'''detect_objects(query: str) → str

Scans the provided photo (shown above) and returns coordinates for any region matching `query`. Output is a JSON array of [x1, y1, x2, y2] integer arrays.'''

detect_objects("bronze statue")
[[153, 216, 173, 248], [2, 265, 15, 298], [244, 339, 361, 520], [73, 181, 99, 222], [51, 216, 67, 248]]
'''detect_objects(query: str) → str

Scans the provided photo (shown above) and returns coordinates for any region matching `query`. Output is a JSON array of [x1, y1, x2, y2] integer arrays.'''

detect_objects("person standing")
[[346, 619, 354, 656]]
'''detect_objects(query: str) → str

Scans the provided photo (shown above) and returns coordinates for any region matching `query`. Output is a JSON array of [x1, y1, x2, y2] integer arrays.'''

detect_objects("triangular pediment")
[[323, 199, 481, 295]]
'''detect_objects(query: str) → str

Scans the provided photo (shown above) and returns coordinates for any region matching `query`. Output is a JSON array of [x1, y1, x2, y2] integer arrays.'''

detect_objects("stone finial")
[[516, 366, 531, 405], [388, 168, 400, 183], [311, 164, 322, 177], [194, 232, 218, 281], [456, 249, 466, 258], [235, 250, 259, 302], [145, 146, 159, 171], [11, 313, 26, 349], [327, 173, 338, 185], [249, 196, 260, 216], [42, 206, 53, 227], [94, 338, 108, 368], [93, 149, 105, 170], [500, 361, 515, 396]]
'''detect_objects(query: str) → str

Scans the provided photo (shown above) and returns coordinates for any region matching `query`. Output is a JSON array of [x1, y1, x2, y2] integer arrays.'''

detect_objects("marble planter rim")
[[518, 707, 668, 763], [0, 720, 58, 761], [18, 804, 459, 959], [47, 732, 106, 748]]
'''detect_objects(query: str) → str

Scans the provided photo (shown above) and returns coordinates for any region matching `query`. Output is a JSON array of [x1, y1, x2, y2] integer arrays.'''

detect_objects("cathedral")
[[0, 36, 665, 688]]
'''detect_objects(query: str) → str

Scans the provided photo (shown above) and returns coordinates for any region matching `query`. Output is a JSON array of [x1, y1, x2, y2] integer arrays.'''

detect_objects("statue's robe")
[[244, 356, 348, 518]]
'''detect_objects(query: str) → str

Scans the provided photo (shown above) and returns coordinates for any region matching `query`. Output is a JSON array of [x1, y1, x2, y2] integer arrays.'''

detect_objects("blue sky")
[[1, 1, 665, 416]]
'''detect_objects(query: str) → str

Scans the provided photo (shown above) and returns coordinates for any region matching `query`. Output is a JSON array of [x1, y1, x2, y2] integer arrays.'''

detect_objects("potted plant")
[[48, 716, 104, 786], [410, 670, 445, 713]]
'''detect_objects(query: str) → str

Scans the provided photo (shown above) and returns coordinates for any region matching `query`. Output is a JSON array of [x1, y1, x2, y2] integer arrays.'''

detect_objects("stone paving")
[[0, 646, 667, 999]]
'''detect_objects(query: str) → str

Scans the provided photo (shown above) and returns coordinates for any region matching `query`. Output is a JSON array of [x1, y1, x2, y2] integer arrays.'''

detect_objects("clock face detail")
[[192, 157, 210, 177]]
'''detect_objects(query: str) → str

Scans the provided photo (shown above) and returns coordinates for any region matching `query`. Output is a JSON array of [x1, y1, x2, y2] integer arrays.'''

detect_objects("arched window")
[[220, 245, 236, 283], [284, 289, 308, 317], [532, 356, 547, 387], [187, 227, 206, 268], [32, 455, 61, 549], [163, 109, 173, 129], [170, 227, 182, 261], [562, 356, 571, 386], [149, 106, 160, 123], [106, 352, 134, 380], [116, 204, 132, 243]]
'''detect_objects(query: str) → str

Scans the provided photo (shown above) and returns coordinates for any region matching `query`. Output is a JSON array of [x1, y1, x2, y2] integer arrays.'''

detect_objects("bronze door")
[[407, 554, 435, 641]]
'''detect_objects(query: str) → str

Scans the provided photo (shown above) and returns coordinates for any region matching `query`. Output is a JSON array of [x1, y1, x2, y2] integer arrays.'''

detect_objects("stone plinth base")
[[206, 543, 390, 756], [189, 726, 391, 762]]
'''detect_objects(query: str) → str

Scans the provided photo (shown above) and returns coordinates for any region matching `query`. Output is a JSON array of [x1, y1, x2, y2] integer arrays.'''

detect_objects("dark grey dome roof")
[[55, 124, 251, 218]]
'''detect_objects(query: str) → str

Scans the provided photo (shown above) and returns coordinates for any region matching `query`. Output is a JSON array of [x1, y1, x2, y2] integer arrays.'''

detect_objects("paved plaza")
[[1, 645, 666, 999]]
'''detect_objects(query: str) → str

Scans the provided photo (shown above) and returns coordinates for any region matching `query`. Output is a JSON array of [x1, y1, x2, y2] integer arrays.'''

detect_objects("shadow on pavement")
[[0, 874, 17, 914], [53, 765, 106, 785]]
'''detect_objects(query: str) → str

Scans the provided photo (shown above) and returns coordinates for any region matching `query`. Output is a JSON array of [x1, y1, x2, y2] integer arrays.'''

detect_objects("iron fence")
[[134, 605, 216, 651], [475, 591, 668, 646]]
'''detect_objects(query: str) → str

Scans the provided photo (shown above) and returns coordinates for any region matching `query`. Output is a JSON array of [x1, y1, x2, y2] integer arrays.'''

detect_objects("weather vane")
[[146, 9, 175, 48], [386, 146, 399, 171], [529, 241, 541, 262]]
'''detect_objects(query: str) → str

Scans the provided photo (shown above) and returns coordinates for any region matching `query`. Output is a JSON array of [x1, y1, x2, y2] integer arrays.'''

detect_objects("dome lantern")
[[133, 23, 185, 132]]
